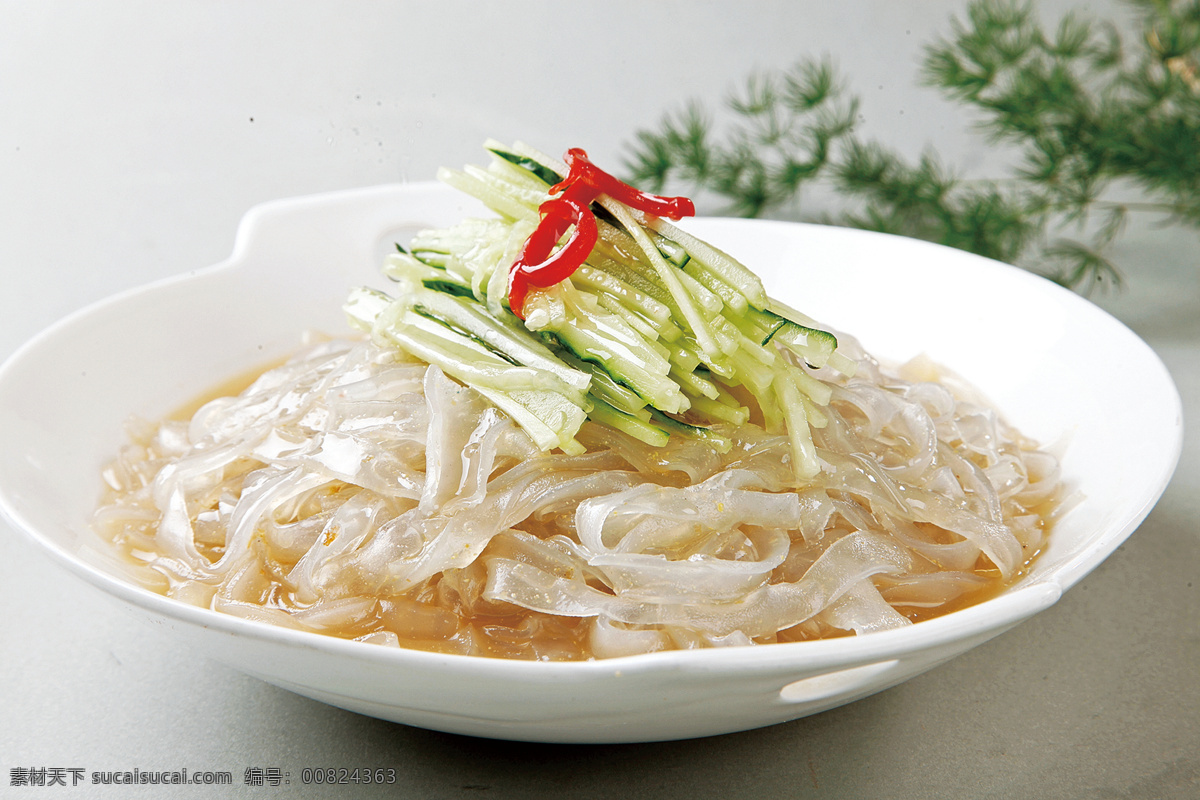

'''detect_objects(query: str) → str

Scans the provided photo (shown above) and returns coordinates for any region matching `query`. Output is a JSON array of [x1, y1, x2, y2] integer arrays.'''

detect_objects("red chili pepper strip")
[[508, 194, 597, 316], [508, 147, 695, 318], [560, 148, 695, 220]]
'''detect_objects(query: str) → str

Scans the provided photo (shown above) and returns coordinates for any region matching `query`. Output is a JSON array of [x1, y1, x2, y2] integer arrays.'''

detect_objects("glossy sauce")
[[93, 354, 1060, 661]]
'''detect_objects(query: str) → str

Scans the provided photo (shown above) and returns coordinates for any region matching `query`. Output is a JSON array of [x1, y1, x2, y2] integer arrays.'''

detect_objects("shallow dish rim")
[[0, 181, 1183, 686]]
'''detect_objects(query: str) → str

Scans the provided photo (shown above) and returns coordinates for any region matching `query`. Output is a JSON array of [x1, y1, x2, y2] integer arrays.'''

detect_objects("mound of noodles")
[[89, 331, 1065, 660]]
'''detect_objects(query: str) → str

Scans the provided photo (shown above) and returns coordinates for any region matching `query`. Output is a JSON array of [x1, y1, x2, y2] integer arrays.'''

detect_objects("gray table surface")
[[2, 3, 1197, 798]]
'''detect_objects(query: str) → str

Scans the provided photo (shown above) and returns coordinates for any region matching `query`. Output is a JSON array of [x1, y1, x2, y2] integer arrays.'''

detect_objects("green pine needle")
[[623, 0, 1200, 293]]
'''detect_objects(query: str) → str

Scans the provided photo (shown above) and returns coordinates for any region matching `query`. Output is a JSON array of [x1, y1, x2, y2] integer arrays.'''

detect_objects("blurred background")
[[2, 2, 1196, 797], [4, 0, 1197, 349]]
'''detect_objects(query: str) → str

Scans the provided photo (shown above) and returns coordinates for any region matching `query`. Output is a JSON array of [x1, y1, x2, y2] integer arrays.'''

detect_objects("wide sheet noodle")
[[89, 334, 1063, 660]]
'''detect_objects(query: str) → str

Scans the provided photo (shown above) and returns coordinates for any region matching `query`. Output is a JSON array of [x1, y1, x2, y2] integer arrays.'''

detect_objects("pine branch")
[[624, 58, 859, 219], [622, 0, 1200, 293]]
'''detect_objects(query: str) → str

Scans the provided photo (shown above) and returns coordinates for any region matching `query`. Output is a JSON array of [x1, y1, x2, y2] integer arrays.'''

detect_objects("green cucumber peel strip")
[[421, 279, 475, 298], [349, 141, 853, 458], [587, 399, 669, 448], [486, 146, 563, 187], [757, 309, 838, 368], [405, 289, 591, 394], [647, 409, 733, 454]]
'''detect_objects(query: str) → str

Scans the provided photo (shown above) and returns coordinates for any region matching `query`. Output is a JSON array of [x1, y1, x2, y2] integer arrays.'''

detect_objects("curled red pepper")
[[508, 191, 597, 314], [558, 148, 695, 221], [508, 148, 695, 318]]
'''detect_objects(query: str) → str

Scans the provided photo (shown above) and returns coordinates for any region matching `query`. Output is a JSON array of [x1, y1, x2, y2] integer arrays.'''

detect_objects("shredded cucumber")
[[346, 141, 852, 480]]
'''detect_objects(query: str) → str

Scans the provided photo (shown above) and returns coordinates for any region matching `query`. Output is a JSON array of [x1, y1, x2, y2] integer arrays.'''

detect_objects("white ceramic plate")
[[0, 183, 1182, 743]]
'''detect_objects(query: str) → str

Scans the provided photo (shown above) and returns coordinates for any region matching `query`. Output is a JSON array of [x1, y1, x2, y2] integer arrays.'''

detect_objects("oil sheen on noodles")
[[87, 142, 1066, 660], [88, 330, 1065, 661]]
